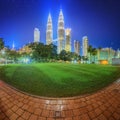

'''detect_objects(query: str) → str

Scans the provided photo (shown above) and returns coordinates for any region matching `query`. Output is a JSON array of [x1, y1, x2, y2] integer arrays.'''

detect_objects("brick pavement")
[[0, 80, 120, 120]]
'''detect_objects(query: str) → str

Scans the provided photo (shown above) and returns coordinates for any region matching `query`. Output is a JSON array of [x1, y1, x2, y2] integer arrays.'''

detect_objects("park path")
[[0, 80, 120, 120]]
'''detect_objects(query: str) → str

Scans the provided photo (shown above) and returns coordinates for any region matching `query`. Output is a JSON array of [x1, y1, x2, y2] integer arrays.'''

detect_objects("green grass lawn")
[[0, 63, 120, 97]]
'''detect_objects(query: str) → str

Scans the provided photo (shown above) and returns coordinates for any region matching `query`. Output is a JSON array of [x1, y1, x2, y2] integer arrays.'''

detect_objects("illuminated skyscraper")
[[98, 47, 115, 64], [58, 9, 65, 53], [116, 49, 120, 58], [34, 28, 40, 43], [46, 13, 53, 45], [65, 28, 71, 52], [82, 36, 88, 57], [74, 40, 80, 55]]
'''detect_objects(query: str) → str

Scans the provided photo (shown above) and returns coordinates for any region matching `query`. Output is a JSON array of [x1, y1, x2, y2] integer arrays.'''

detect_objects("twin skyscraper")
[[34, 9, 87, 56], [46, 9, 71, 54]]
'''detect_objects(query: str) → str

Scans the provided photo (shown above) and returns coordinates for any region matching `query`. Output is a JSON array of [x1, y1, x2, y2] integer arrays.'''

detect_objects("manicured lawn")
[[0, 63, 120, 97]]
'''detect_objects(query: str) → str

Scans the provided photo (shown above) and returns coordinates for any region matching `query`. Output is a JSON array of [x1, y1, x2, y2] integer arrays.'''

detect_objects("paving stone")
[[22, 111, 31, 120], [29, 114, 38, 120], [88, 111, 97, 119], [34, 108, 42, 115], [38, 117, 46, 120], [9, 113, 19, 120], [64, 117, 73, 120], [11, 105, 19, 112], [79, 113, 90, 120], [41, 109, 50, 117], [16, 108, 24, 116], [65, 110, 73, 117], [0, 80, 120, 120], [94, 108, 102, 116], [112, 112, 120, 120], [48, 110, 54, 117], [17, 117, 26, 120], [97, 114, 107, 120]]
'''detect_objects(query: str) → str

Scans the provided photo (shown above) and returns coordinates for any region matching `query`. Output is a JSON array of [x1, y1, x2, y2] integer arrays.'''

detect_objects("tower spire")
[[48, 13, 52, 22]]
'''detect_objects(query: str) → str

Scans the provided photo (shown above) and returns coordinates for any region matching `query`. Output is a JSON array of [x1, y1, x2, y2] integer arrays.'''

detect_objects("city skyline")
[[0, 0, 120, 50]]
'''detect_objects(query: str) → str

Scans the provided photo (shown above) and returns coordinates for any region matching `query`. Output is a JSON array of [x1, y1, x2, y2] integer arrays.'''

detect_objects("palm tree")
[[88, 45, 97, 63], [97, 47, 102, 61], [81, 56, 88, 63], [92, 48, 97, 63], [88, 45, 93, 63]]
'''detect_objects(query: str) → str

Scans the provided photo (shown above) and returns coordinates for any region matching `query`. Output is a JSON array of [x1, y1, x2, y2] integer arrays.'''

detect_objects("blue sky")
[[0, 0, 120, 51]]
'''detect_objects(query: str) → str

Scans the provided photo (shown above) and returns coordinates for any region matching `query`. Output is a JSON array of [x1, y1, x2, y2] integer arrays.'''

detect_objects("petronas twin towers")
[[46, 9, 65, 54]]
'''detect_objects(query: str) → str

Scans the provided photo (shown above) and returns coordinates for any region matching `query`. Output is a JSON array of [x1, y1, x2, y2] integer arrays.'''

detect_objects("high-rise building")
[[34, 28, 40, 43], [82, 36, 88, 57], [98, 47, 115, 64], [65, 28, 71, 52], [74, 40, 80, 55], [116, 49, 120, 58], [46, 13, 53, 45], [57, 9, 65, 53]]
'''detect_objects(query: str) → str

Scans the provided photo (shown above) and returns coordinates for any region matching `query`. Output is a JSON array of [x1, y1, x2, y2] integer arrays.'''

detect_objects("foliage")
[[28, 43, 57, 62], [59, 50, 80, 61], [81, 56, 88, 63], [7, 49, 20, 62], [0, 38, 4, 50], [88, 45, 97, 63]]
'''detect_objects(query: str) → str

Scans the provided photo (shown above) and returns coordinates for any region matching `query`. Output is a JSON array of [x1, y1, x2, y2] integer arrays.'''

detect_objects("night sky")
[[0, 0, 120, 51]]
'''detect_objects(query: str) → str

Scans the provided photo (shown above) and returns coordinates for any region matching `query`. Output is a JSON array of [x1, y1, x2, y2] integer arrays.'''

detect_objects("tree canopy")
[[0, 38, 4, 50]]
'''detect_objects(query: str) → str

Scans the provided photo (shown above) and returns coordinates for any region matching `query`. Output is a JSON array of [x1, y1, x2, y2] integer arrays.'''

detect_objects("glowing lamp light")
[[99, 60, 108, 65]]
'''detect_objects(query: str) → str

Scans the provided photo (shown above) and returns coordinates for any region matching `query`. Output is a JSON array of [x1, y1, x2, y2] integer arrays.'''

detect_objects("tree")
[[92, 48, 97, 63], [2, 46, 20, 63], [44, 44, 57, 60], [32, 43, 44, 62], [88, 45, 97, 63], [59, 50, 67, 61], [28, 42, 57, 62], [97, 47, 102, 60], [51, 44, 57, 59], [66, 51, 73, 61], [8, 50, 20, 63], [88, 45, 93, 63], [81, 56, 88, 63], [0, 38, 4, 50]]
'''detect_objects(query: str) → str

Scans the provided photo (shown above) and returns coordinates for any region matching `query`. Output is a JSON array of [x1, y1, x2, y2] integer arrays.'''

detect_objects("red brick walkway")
[[0, 80, 120, 120]]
